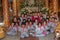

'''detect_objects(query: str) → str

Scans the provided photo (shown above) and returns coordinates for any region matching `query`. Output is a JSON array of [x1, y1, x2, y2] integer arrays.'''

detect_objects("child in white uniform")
[[35, 22, 45, 37], [7, 23, 17, 36], [28, 21, 35, 36], [50, 17, 56, 33], [43, 21, 49, 35], [20, 23, 29, 38]]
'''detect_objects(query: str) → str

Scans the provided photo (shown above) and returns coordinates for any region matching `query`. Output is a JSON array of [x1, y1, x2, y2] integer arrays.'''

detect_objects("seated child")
[[7, 23, 17, 36], [42, 21, 49, 35], [33, 19, 38, 28], [25, 21, 29, 29], [50, 17, 56, 33], [20, 23, 29, 38], [35, 22, 45, 37], [28, 21, 35, 36]]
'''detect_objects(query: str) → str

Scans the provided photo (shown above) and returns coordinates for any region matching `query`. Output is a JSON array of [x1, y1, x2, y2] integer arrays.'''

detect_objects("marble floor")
[[2, 33, 54, 40]]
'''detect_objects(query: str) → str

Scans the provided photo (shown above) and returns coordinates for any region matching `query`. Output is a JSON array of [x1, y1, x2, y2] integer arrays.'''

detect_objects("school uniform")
[[43, 25, 49, 35], [20, 27, 29, 38], [7, 26, 17, 36], [35, 26, 45, 37], [33, 23, 38, 28], [50, 22, 57, 33], [28, 25, 36, 36]]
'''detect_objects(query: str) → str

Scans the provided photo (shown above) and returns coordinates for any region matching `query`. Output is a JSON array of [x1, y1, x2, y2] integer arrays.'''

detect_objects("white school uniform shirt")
[[20, 27, 28, 33], [35, 26, 44, 34], [33, 23, 38, 28], [17, 26, 21, 32], [51, 22, 57, 28], [9, 26, 17, 32], [43, 25, 49, 30], [28, 25, 35, 30], [47, 22, 53, 27]]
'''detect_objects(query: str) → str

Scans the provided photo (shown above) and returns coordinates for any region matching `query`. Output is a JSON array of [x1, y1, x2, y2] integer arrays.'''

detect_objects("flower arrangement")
[[20, 0, 49, 14]]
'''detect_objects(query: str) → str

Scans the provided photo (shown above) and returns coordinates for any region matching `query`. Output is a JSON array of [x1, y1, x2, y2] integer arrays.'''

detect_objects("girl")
[[50, 17, 56, 33], [25, 21, 29, 29], [12, 17, 17, 25], [35, 22, 45, 37], [28, 21, 35, 36], [20, 23, 29, 38], [42, 21, 49, 35], [33, 19, 38, 28], [7, 23, 17, 36], [20, 14, 26, 25]]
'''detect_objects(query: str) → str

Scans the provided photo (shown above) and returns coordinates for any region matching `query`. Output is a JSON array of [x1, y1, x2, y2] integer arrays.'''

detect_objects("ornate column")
[[49, 0, 54, 15], [45, 0, 48, 8], [12, 0, 18, 18], [53, 0, 58, 15], [2, 0, 10, 27]]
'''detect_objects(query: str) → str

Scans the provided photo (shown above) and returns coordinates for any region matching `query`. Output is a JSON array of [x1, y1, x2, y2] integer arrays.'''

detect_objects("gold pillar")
[[12, 0, 18, 18], [45, 0, 48, 8], [2, 0, 10, 27], [53, 0, 58, 15], [17, 0, 20, 12]]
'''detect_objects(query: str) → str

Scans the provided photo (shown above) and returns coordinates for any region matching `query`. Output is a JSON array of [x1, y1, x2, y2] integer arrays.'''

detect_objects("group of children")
[[7, 12, 59, 38]]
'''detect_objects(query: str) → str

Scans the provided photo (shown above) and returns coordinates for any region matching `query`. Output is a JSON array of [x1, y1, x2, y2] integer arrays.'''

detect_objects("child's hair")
[[38, 22, 42, 25], [25, 21, 29, 24], [16, 22, 19, 26], [43, 20, 47, 24], [21, 22, 26, 25], [29, 20, 33, 24], [34, 18, 38, 21], [27, 18, 31, 22]]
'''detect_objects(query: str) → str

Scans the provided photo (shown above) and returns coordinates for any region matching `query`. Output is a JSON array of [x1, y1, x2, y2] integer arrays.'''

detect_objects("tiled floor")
[[2, 33, 54, 40]]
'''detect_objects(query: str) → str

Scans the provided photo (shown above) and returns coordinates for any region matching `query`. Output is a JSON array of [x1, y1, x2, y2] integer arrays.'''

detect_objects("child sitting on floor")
[[20, 23, 29, 38], [28, 21, 35, 36], [50, 17, 56, 33], [42, 21, 49, 35], [7, 23, 17, 36], [35, 22, 45, 37]]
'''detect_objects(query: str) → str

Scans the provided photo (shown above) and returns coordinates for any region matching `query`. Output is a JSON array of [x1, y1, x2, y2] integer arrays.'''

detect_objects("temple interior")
[[0, 0, 60, 40]]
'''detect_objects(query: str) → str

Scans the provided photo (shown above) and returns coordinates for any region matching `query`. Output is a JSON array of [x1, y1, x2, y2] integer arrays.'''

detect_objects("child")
[[46, 15, 50, 19], [27, 18, 31, 22], [7, 23, 17, 36], [35, 22, 45, 37], [42, 21, 49, 35], [28, 21, 35, 36], [25, 21, 29, 29], [33, 19, 38, 28], [15, 22, 20, 33], [50, 17, 56, 33], [20, 14, 26, 24], [20, 23, 29, 38]]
